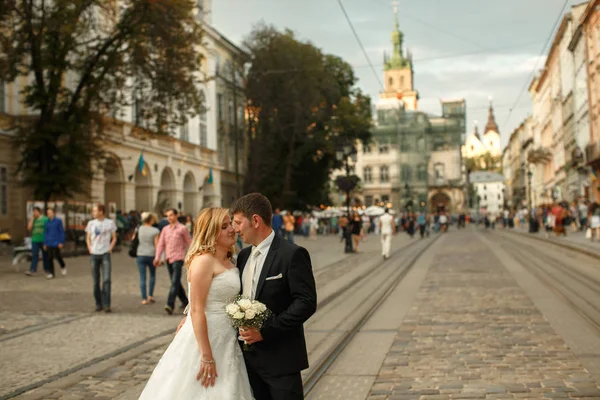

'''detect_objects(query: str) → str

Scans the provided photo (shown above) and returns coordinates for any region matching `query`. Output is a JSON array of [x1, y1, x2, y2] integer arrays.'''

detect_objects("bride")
[[139, 208, 254, 399]]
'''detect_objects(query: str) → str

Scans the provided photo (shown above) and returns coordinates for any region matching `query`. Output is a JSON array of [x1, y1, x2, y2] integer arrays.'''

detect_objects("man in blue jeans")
[[154, 208, 191, 315], [85, 204, 117, 313]]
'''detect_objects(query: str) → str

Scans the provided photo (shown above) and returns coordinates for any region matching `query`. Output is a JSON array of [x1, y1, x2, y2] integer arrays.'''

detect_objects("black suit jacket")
[[237, 234, 317, 376]]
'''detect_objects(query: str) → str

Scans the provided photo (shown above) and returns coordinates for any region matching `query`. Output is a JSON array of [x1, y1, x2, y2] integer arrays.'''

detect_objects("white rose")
[[233, 311, 245, 320], [256, 302, 267, 313], [245, 309, 256, 320], [250, 302, 262, 312], [237, 299, 252, 311], [226, 304, 240, 315]]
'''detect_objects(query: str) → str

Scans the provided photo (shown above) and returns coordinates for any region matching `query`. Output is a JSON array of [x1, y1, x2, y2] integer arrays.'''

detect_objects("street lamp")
[[527, 169, 533, 211], [336, 144, 357, 253]]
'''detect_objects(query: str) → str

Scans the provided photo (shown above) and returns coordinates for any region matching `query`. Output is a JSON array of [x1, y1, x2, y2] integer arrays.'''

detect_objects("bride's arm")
[[189, 256, 218, 387]]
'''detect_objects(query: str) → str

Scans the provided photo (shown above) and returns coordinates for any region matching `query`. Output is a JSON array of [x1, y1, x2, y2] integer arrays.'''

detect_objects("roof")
[[469, 171, 505, 183]]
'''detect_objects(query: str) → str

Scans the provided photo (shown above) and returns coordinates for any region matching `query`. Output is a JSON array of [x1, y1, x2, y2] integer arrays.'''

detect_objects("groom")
[[232, 193, 317, 400]]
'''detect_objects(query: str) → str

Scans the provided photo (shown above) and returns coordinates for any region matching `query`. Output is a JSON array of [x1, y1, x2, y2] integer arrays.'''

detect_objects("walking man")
[[154, 208, 191, 315], [44, 208, 67, 278], [25, 206, 49, 277], [85, 204, 117, 312], [379, 208, 396, 259]]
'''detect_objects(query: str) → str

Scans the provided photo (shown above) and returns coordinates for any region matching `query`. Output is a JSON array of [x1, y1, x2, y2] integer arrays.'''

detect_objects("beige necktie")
[[242, 247, 261, 299]]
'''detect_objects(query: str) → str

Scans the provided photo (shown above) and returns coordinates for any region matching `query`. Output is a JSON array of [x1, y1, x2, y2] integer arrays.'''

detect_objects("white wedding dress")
[[139, 268, 254, 400]]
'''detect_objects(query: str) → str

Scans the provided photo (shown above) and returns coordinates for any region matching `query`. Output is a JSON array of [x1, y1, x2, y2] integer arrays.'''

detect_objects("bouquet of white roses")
[[225, 296, 271, 350]]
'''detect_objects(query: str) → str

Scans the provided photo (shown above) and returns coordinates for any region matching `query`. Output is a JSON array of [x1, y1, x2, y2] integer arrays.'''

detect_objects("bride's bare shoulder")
[[189, 253, 216, 273]]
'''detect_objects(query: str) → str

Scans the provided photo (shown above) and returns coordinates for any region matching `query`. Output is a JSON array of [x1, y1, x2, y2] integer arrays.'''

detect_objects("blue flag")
[[138, 151, 146, 175]]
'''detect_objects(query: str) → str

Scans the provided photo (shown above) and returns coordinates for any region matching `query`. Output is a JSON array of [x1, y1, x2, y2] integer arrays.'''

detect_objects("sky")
[[212, 0, 583, 148]]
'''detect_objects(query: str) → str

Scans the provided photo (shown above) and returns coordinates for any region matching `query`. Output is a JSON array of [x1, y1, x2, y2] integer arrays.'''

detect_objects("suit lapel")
[[255, 234, 280, 299], [237, 247, 251, 283]]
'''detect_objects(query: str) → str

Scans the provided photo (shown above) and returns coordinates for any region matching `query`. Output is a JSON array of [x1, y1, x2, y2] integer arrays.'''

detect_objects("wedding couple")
[[139, 193, 317, 400]]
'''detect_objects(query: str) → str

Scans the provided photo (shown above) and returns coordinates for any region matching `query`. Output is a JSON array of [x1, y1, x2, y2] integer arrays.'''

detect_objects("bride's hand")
[[197, 359, 218, 387]]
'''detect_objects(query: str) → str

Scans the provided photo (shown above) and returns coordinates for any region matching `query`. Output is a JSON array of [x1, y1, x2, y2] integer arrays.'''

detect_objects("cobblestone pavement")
[[367, 231, 600, 400], [1, 233, 406, 399]]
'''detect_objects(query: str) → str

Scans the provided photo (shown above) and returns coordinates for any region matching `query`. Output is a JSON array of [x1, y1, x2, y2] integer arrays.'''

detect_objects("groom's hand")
[[239, 327, 263, 344]]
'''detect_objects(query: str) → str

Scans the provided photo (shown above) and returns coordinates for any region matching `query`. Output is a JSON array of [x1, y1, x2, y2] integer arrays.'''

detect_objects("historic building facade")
[[0, 0, 246, 240], [334, 6, 466, 213], [470, 171, 505, 216]]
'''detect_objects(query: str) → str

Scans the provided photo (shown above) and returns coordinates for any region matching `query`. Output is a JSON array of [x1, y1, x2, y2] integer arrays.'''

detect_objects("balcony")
[[527, 147, 552, 164], [585, 141, 600, 165]]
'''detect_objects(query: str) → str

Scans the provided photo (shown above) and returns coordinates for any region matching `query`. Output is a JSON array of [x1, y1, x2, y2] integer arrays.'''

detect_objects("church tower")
[[380, 1, 419, 110]]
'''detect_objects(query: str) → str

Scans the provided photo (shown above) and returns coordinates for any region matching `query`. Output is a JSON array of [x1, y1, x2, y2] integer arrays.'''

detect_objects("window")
[[363, 167, 372, 183], [497, 194, 501, 200], [0, 80, 4, 113], [400, 137, 410, 152], [0, 166, 7, 215], [483, 185, 487, 190], [363, 144, 371, 154], [132, 91, 142, 126], [388, 77, 393, 87], [228, 100, 234, 127], [380, 166, 389, 182], [379, 143, 389, 153], [199, 91, 208, 148], [365, 195, 373, 206], [215, 53, 221, 76], [471, 145, 474, 151], [382, 195, 390, 203], [180, 120, 189, 142], [217, 93, 223, 122], [401, 164, 412, 181], [417, 164, 427, 181], [484, 195, 487, 201], [434, 163, 445, 180]]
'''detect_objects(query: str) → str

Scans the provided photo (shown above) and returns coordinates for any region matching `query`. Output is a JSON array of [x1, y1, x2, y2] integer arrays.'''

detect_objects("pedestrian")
[[349, 212, 363, 252], [271, 208, 284, 238], [44, 208, 67, 278], [157, 211, 169, 232], [154, 208, 191, 315], [136, 212, 160, 305], [379, 208, 396, 259], [185, 215, 193, 237], [25, 206, 49, 277], [283, 212, 295, 243], [417, 212, 427, 238], [85, 204, 117, 313]]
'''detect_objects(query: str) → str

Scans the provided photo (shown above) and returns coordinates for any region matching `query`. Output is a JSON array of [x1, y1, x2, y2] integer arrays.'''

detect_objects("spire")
[[473, 120, 480, 140], [384, 0, 408, 71], [484, 96, 499, 134]]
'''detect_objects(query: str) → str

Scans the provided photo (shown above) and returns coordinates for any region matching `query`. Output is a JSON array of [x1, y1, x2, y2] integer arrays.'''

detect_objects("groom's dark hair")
[[231, 193, 273, 227]]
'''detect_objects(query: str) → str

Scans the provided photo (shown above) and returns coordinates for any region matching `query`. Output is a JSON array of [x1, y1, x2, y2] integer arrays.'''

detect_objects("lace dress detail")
[[139, 268, 254, 400]]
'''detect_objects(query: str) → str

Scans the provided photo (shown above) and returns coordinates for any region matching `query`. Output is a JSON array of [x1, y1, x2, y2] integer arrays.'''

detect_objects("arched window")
[[199, 91, 208, 148], [388, 77, 393, 87]]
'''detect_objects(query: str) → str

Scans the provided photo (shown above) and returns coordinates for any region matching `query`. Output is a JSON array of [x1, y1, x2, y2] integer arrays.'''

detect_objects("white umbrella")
[[364, 205, 385, 217]]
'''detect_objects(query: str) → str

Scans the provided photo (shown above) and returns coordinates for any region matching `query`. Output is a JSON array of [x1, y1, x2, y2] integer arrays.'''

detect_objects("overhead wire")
[[335, 0, 384, 90], [501, 0, 570, 131]]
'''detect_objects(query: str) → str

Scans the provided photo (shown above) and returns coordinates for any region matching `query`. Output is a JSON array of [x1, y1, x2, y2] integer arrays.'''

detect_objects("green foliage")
[[243, 25, 372, 209], [0, 0, 204, 202]]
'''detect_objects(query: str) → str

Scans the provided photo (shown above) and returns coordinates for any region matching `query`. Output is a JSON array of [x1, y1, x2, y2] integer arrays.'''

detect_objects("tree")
[[0, 0, 204, 203], [465, 152, 502, 173], [243, 25, 372, 209]]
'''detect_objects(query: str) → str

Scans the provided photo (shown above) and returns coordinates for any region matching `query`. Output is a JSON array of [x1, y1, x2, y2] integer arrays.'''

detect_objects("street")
[[1, 229, 600, 400]]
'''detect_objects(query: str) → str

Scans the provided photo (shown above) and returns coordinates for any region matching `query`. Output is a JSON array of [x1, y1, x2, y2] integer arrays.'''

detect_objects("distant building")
[[470, 171, 505, 216], [462, 100, 502, 161], [331, 5, 466, 214]]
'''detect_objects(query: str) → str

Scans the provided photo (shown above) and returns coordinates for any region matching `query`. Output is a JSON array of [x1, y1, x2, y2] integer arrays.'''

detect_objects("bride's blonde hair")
[[184, 207, 235, 270]]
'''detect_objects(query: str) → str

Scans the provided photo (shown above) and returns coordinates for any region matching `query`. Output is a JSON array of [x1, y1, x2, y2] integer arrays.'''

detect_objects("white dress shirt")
[[242, 230, 275, 299]]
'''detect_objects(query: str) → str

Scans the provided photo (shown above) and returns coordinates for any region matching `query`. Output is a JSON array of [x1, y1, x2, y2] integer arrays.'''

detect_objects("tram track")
[[1, 236, 422, 399], [497, 233, 600, 333], [302, 234, 441, 396]]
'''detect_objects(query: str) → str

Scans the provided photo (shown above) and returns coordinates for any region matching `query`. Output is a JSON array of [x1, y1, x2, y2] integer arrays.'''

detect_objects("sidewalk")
[[498, 224, 600, 257]]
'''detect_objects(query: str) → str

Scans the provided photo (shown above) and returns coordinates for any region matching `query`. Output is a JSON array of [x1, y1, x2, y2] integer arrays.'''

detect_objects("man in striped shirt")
[[154, 208, 191, 314]]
